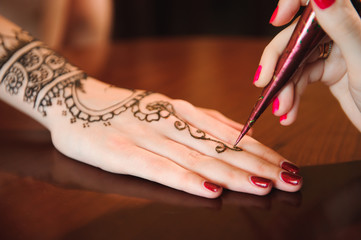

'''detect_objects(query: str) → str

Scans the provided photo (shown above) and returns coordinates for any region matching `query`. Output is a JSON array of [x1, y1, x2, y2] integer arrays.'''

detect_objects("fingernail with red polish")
[[280, 113, 287, 122], [204, 181, 221, 192], [281, 172, 302, 185], [253, 65, 262, 83], [281, 161, 299, 174], [269, 6, 279, 23], [314, 0, 335, 10], [250, 176, 272, 188], [272, 97, 279, 114]]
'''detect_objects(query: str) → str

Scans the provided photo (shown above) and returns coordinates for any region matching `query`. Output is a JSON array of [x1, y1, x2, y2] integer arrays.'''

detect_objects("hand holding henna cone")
[[234, 3, 327, 146]]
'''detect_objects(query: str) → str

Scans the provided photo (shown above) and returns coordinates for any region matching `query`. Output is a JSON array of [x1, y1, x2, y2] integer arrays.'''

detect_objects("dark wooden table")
[[1, 37, 361, 239]]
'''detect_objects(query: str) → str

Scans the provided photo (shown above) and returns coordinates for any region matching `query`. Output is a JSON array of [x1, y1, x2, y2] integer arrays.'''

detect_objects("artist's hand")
[[255, 0, 361, 131], [46, 78, 302, 199]]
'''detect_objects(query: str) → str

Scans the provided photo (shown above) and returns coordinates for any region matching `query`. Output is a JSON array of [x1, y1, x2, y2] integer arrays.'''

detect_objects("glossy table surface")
[[1, 37, 361, 239]]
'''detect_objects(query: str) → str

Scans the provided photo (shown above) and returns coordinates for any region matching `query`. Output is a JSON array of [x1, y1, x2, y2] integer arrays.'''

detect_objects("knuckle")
[[172, 99, 195, 111], [185, 151, 203, 168], [225, 169, 238, 181], [209, 108, 221, 116], [253, 161, 268, 175], [179, 171, 197, 189], [255, 187, 272, 196], [260, 148, 274, 161]]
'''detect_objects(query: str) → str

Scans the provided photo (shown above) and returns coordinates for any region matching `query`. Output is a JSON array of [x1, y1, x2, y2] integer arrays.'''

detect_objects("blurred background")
[[112, 0, 280, 38], [1, 0, 292, 78], [1, 0, 284, 46]]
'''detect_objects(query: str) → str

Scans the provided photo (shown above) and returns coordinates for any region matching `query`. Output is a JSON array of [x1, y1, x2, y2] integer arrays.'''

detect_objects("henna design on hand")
[[0, 30, 242, 153]]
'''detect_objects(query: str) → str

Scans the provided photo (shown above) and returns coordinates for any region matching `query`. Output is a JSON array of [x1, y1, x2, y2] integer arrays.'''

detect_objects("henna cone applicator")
[[234, 3, 327, 146]]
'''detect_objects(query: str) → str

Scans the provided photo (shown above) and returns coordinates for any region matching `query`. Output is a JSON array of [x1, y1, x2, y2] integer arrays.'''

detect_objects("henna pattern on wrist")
[[0, 30, 242, 153]]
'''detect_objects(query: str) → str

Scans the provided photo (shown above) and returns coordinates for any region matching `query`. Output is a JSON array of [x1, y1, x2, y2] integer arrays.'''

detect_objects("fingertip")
[[280, 171, 303, 191], [252, 62, 273, 88], [255, 28, 295, 88], [313, 0, 335, 10], [278, 92, 300, 126], [272, 82, 296, 118], [279, 111, 298, 126], [272, 97, 280, 114], [279, 113, 289, 125], [203, 181, 223, 198], [273, 171, 303, 193], [269, 0, 305, 26], [249, 176, 273, 196], [281, 161, 300, 174], [253, 65, 262, 84], [253, 67, 271, 89], [252, 187, 273, 196], [258, 188, 273, 196], [269, 5, 279, 24]]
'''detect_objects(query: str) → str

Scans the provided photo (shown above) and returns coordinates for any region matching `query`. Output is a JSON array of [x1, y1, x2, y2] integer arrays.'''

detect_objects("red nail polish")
[[253, 65, 262, 83], [281, 172, 302, 185], [272, 97, 279, 114], [280, 113, 287, 122], [314, 0, 335, 9], [281, 161, 299, 174], [250, 176, 272, 188], [204, 181, 221, 192], [269, 6, 279, 23]]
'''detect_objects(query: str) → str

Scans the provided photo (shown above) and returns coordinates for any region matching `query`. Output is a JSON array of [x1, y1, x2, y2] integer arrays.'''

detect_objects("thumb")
[[312, 0, 361, 79], [312, 0, 361, 109]]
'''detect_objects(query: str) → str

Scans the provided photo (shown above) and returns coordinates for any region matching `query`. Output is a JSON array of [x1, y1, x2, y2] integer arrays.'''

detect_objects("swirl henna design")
[[134, 101, 243, 153], [0, 30, 242, 153]]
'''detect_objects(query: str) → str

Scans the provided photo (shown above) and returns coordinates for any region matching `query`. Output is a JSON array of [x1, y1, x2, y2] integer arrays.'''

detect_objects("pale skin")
[[0, 15, 302, 199], [257, 0, 361, 131]]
